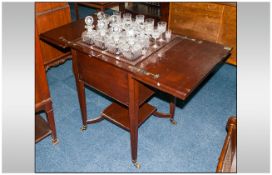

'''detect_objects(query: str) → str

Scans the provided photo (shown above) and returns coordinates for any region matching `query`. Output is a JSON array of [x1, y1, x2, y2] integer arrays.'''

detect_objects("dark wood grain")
[[160, 2, 170, 22]]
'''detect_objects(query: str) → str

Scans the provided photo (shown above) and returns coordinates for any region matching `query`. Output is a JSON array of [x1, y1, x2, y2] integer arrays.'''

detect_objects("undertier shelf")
[[102, 102, 156, 131]]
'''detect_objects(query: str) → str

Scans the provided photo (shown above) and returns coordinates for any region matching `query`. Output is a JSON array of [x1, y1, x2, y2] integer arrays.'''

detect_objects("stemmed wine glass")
[[144, 18, 154, 36], [165, 29, 172, 42], [135, 15, 145, 33], [82, 12, 168, 59], [135, 14, 145, 25], [145, 18, 154, 26], [123, 12, 132, 21], [157, 21, 167, 42], [152, 28, 161, 48]]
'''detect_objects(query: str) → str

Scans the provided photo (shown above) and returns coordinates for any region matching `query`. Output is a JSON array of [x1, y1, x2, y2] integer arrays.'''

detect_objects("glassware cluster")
[[81, 11, 171, 60]]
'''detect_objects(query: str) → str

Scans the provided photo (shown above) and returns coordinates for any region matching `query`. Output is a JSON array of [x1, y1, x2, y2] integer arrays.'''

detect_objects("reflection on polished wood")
[[40, 16, 231, 166]]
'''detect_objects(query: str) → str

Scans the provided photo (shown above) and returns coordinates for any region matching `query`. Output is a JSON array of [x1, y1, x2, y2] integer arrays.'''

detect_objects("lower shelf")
[[102, 102, 156, 131], [35, 114, 51, 143]]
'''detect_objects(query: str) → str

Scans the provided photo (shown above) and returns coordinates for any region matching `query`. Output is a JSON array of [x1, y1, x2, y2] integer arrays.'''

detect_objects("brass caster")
[[132, 160, 141, 169], [52, 138, 59, 145], [80, 125, 87, 132], [170, 119, 177, 125]]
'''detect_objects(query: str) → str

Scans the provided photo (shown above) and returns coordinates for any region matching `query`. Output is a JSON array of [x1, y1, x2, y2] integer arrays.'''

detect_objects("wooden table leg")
[[169, 96, 177, 125], [45, 101, 58, 144], [72, 50, 88, 131], [128, 75, 140, 168], [77, 80, 88, 131], [74, 2, 80, 20]]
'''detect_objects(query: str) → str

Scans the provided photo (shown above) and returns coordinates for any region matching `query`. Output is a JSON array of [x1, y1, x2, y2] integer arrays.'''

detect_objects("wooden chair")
[[35, 27, 58, 144], [216, 116, 237, 172]]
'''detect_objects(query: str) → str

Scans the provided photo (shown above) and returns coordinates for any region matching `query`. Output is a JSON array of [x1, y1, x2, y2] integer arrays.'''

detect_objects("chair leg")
[[45, 101, 58, 144]]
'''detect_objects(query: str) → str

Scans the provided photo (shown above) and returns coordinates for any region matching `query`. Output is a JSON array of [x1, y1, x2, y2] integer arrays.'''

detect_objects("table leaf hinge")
[[129, 66, 160, 79]]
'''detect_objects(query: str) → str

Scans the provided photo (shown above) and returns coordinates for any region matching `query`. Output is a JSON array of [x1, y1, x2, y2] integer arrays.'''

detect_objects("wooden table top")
[[40, 19, 230, 101], [133, 37, 230, 100]]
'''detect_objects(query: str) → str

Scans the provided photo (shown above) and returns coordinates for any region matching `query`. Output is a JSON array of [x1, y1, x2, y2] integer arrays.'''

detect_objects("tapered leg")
[[169, 96, 177, 125], [128, 75, 140, 168], [45, 101, 58, 144], [76, 79, 88, 131], [72, 50, 88, 131]]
